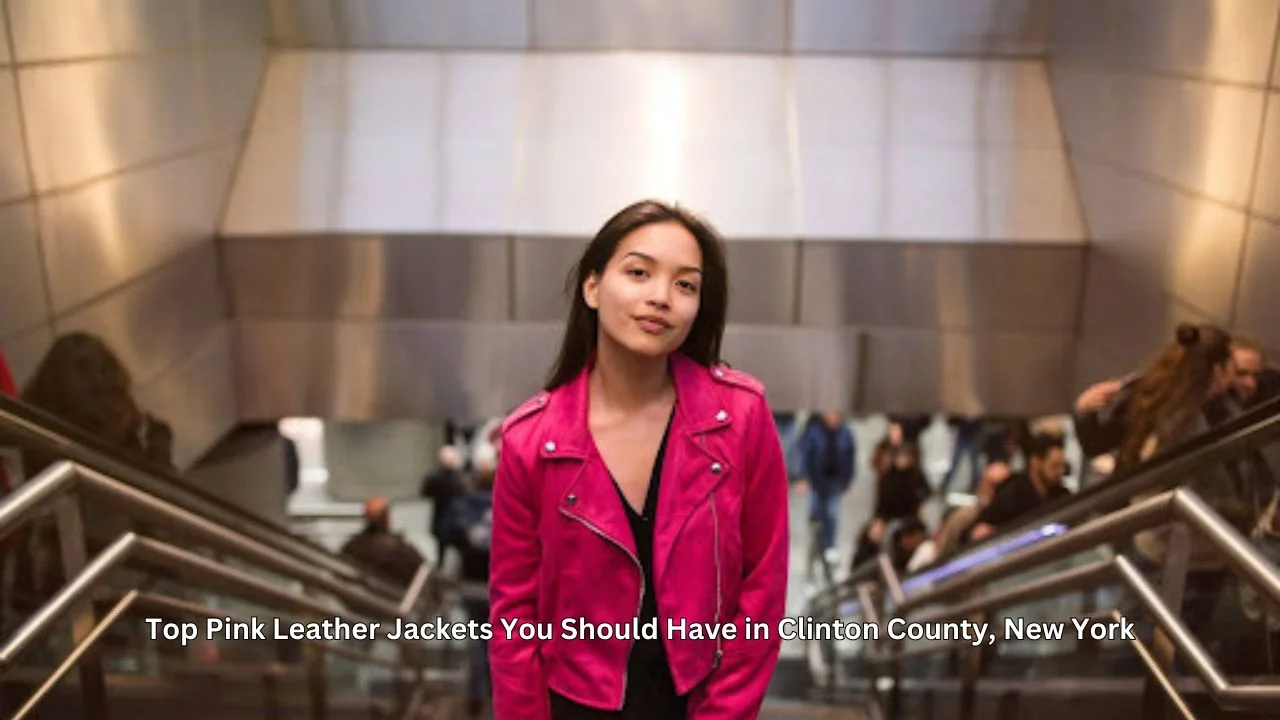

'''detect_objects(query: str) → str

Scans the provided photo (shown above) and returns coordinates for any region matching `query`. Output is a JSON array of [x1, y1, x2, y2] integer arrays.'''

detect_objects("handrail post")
[[55, 495, 108, 720], [1143, 521, 1191, 720], [301, 585, 328, 720], [958, 609, 984, 720]]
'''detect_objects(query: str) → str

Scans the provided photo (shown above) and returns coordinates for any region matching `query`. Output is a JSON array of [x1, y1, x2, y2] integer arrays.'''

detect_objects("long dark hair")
[[1120, 323, 1232, 468], [545, 200, 729, 390]]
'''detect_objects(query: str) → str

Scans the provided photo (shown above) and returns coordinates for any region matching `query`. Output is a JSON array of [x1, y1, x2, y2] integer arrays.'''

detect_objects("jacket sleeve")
[[488, 441, 551, 720], [1074, 383, 1133, 458], [688, 398, 790, 720]]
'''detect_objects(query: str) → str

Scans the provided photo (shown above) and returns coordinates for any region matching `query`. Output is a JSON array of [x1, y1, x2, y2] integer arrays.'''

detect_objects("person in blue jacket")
[[799, 411, 857, 559]]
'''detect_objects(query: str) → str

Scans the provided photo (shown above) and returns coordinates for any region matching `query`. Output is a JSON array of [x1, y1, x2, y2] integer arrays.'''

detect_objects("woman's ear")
[[583, 274, 600, 310]]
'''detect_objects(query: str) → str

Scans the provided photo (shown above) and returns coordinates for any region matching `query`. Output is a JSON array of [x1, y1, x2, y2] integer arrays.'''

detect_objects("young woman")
[[488, 201, 789, 719]]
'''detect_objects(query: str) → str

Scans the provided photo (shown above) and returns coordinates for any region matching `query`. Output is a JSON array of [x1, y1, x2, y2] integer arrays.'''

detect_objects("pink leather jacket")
[[489, 353, 790, 719]]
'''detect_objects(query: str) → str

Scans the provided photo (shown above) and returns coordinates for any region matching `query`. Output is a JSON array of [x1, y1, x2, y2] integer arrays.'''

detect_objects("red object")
[[488, 353, 789, 719], [0, 350, 15, 397], [0, 350, 16, 494]]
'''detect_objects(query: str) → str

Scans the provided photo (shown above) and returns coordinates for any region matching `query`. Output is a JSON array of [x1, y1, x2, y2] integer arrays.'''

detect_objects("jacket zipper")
[[710, 490, 723, 670], [559, 507, 643, 707]]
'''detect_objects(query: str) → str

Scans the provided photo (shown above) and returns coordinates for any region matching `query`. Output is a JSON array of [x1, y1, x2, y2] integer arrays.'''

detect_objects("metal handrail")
[[0, 459, 441, 719], [808, 487, 1280, 713], [815, 393, 1280, 614], [0, 397, 399, 595]]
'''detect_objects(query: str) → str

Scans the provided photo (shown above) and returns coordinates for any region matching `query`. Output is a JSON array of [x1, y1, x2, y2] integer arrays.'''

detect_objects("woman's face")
[[584, 221, 704, 360]]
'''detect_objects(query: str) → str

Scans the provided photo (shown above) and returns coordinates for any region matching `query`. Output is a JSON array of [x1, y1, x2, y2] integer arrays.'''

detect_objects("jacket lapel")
[[547, 359, 638, 560], [654, 354, 734, 586]]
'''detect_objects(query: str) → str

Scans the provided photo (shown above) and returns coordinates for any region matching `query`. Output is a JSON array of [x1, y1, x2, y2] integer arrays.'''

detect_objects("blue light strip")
[[836, 523, 1069, 617]]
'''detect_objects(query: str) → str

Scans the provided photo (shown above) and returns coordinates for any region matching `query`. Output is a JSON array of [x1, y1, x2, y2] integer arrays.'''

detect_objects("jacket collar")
[[540, 351, 734, 459]]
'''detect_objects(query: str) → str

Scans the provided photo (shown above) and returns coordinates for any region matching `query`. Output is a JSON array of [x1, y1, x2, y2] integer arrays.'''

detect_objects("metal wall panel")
[[721, 326, 859, 412], [1048, 0, 1116, 67], [860, 329, 1074, 416], [1234, 218, 1280, 352], [512, 237, 585, 322], [0, 203, 47, 338], [1074, 342, 1129, 395], [514, 53, 796, 238], [196, 0, 269, 48], [792, 0, 1048, 56], [723, 242, 798, 326], [1073, 159, 1246, 323], [56, 245, 226, 387], [1078, 254, 1217, 374], [531, 0, 787, 52], [887, 145, 983, 240], [797, 242, 1083, 332], [234, 321, 563, 421], [1111, 0, 1279, 86], [221, 235, 511, 321], [0, 6, 9, 66], [7, 0, 197, 62], [201, 49, 268, 142], [986, 147, 1084, 241], [0, 71, 30, 202], [267, 0, 341, 46], [0, 324, 53, 389], [19, 55, 212, 191], [338, 0, 528, 49], [1251, 91, 1280, 221], [134, 324, 237, 469], [39, 149, 235, 314]]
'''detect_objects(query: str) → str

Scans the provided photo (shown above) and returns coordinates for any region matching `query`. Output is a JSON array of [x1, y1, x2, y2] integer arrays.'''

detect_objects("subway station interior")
[[3, 0, 1280, 718]]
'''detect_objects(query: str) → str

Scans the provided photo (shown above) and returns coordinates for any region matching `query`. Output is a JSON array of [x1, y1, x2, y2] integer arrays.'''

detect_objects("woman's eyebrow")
[[622, 251, 703, 275]]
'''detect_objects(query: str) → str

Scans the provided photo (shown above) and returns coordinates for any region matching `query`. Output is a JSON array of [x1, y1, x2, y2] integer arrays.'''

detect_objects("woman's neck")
[[591, 337, 673, 412]]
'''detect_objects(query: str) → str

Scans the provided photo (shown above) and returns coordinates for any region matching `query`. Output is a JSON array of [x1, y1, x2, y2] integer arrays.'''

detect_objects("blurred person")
[[967, 435, 1070, 544], [941, 415, 984, 494], [852, 444, 930, 571], [442, 445, 497, 718], [932, 461, 1011, 557], [421, 444, 466, 567], [871, 422, 904, 478], [489, 200, 788, 720], [340, 497, 425, 587], [797, 411, 856, 558], [891, 517, 929, 572]]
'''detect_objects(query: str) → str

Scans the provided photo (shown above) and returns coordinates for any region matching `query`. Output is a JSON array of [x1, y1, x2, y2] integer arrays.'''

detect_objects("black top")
[[973, 472, 1072, 531], [551, 412, 686, 719]]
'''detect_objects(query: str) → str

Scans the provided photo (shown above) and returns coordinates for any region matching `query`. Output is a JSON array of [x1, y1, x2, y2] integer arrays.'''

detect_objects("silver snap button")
[[714, 368, 725, 378], [566, 493, 577, 506], [544, 441, 557, 453], [711, 462, 723, 474], [715, 410, 728, 422], [536, 395, 547, 406]]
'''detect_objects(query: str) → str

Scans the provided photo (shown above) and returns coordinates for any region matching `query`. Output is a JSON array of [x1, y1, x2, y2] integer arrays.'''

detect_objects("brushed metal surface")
[[0, 324, 53, 390], [512, 236, 586, 322], [19, 55, 213, 192], [724, 242, 799, 326], [1233, 218, 1280, 352], [532, 0, 787, 52], [223, 52, 526, 235], [267, 0, 341, 46], [1074, 341, 1129, 394], [201, 49, 269, 142], [338, 0, 528, 49], [1072, 158, 1246, 324], [221, 235, 511, 321], [789, 0, 1050, 56], [1251, 91, 1280, 221], [232, 319, 1079, 418], [55, 244, 226, 387], [196, 0, 269, 48], [514, 53, 795, 239], [1048, 0, 1115, 66], [7, 0, 198, 62], [0, 6, 10, 66], [1111, 0, 1279, 86], [1078, 254, 1217, 373], [233, 320, 563, 421], [797, 242, 1083, 332], [225, 52, 1080, 242], [134, 324, 238, 469], [0, 71, 30, 202], [859, 329, 1075, 416], [0, 202, 47, 338], [39, 149, 236, 314]]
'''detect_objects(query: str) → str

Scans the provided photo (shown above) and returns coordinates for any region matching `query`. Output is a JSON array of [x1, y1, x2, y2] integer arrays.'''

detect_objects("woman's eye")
[[627, 268, 647, 278], [677, 280, 699, 293]]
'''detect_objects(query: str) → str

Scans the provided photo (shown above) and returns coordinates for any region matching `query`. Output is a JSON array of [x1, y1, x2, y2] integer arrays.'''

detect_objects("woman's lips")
[[635, 316, 671, 334]]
